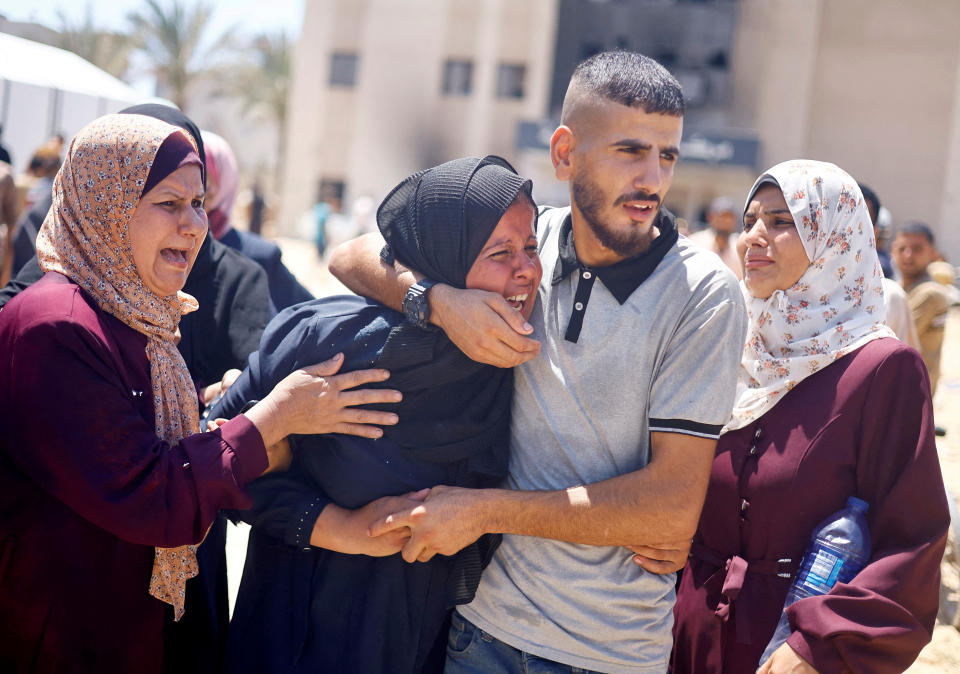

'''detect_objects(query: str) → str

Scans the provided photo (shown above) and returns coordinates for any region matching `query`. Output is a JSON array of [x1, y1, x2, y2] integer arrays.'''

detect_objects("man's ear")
[[550, 125, 574, 181]]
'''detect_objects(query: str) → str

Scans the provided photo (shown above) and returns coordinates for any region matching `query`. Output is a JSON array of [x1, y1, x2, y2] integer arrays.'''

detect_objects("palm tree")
[[127, 0, 229, 111], [215, 31, 291, 190], [57, 5, 133, 81]]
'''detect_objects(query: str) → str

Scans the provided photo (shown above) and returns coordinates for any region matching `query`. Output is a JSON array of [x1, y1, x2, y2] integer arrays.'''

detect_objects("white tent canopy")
[[0, 32, 147, 174]]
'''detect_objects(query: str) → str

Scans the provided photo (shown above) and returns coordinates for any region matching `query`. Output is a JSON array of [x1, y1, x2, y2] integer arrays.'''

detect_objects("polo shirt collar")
[[551, 207, 680, 304]]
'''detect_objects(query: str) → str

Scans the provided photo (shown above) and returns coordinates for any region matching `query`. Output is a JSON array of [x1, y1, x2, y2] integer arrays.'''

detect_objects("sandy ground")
[[225, 237, 960, 670]]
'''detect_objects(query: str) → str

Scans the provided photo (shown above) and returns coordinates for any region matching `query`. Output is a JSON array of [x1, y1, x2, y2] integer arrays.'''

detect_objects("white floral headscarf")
[[724, 160, 895, 432]]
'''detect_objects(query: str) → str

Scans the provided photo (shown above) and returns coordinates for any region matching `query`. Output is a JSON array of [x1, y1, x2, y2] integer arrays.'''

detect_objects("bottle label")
[[801, 548, 844, 593]]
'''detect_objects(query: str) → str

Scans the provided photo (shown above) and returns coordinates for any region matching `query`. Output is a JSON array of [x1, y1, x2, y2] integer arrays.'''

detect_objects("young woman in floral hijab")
[[0, 113, 400, 673], [669, 160, 949, 673]]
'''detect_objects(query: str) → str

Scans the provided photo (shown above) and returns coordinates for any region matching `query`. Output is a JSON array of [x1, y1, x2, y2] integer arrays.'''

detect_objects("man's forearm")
[[476, 466, 706, 547], [486, 432, 715, 546], [328, 233, 417, 311], [376, 435, 714, 562]]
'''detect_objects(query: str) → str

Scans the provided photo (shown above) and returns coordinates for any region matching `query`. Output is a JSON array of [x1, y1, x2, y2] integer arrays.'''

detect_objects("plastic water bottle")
[[757, 496, 871, 669]]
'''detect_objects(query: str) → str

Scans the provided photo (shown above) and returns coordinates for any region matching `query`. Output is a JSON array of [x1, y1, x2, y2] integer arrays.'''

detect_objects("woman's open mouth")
[[160, 248, 189, 266], [505, 293, 529, 310]]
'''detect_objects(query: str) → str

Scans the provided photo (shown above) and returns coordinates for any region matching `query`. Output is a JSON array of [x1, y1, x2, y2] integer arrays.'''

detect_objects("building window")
[[329, 52, 358, 87], [496, 63, 526, 99], [442, 59, 473, 96]]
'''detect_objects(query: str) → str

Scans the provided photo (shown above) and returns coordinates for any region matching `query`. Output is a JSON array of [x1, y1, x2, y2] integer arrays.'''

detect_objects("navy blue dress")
[[219, 228, 313, 313], [212, 296, 507, 673]]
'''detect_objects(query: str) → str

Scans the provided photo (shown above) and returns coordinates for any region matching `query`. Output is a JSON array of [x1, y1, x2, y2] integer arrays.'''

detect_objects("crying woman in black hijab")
[[210, 156, 541, 674]]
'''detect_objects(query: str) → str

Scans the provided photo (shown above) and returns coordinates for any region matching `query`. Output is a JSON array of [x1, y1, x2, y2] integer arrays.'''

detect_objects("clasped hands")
[[343, 485, 693, 574]]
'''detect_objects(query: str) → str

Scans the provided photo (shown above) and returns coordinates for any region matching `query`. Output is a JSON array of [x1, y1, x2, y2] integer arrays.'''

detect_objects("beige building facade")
[[726, 0, 960, 260], [283, 0, 960, 261], [280, 0, 557, 232]]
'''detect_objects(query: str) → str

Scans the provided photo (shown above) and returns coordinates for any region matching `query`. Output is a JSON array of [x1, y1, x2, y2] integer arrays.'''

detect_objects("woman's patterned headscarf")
[[724, 160, 895, 432], [35, 113, 206, 619]]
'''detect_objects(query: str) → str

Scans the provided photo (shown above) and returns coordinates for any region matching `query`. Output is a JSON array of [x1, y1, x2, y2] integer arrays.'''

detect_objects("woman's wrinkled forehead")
[[63, 114, 186, 239]]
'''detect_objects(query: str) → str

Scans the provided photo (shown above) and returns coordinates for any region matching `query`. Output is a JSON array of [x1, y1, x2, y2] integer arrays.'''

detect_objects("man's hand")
[[757, 644, 819, 674], [430, 285, 541, 368], [313, 490, 430, 556], [626, 538, 692, 574], [367, 485, 488, 562]]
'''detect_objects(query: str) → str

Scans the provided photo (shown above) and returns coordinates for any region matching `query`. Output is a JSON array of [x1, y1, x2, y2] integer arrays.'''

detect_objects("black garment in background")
[[162, 236, 269, 674], [119, 104, 206, 187], [219, 227, 313, 314], [177, 235, 270, 387], [248, 187, 265, 234], [0, 254, 43, 309], [0, 143, 10, 165], [10, 190, 52, 278]]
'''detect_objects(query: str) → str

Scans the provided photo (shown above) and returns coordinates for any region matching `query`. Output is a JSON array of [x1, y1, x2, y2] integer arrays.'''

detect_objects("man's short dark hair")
[[858, 183, 879, 224], [562, 50, 684, 123], [898, 220, 935, 245]]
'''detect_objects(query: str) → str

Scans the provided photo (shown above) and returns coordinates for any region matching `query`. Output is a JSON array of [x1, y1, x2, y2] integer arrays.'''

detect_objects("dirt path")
[[908, 307, 960, 672]]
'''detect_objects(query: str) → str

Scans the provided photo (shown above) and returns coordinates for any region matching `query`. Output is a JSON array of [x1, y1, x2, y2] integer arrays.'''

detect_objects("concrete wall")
[[731, 0, 960, 259], [279, 0, 557, 234]]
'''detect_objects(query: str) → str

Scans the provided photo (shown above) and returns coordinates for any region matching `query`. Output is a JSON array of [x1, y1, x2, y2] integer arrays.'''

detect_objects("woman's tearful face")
[[129, 164, 207, 296]]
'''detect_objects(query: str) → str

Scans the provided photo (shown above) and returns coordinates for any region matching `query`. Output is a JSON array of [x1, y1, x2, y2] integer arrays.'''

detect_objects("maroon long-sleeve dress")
[[671, 337, 949, 673], [0, 273, 268, 674]]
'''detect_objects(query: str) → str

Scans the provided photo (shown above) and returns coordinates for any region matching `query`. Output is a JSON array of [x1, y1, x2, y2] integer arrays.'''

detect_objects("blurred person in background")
[[311, 187, 340, 259], [17, 145, 61, 215], [927, 260, 960, 305], [8, 172, 51, 279], [0, 158, 18, 285], [0, 124, 11, 165], [891, 221, 950, 393], [247, 179, 266, 235], [858, 182, 919, 349], [860, 184, 893, 278], [671, 160, 948, 674], [202, 130, 313, 313], [6, 144, 62, 276], [0, 112, 398, 674], [687, 196, 742, 278]]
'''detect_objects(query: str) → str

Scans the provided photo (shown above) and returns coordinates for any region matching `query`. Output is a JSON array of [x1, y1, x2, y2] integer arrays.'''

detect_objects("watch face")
[[404, 286, 428, 326]]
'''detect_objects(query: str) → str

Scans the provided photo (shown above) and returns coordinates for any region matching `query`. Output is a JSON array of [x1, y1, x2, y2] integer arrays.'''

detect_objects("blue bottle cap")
[[846, 496, 869, 512]]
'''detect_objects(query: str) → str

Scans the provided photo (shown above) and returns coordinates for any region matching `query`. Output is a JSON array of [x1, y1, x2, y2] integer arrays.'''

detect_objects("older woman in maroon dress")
[[0, 114, 400, 673], [670, 160, 950, 673]]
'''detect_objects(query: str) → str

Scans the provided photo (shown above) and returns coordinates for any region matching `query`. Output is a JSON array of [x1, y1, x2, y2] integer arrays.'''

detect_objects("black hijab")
[[372, 156, 533, 605], [118, 103, 206, 186], [373, 156, 532, 469]]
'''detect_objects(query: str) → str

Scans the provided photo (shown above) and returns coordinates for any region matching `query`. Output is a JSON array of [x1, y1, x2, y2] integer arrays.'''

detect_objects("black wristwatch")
[[402, 279, 439, 329]]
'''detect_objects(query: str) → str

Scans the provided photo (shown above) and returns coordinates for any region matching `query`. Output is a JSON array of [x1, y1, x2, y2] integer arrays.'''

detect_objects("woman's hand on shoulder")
[[244, 352, 402, 450]]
